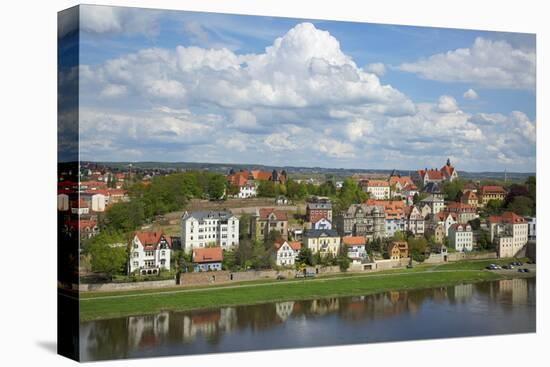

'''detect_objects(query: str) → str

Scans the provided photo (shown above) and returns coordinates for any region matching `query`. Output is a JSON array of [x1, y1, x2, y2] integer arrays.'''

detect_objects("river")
[[80, 277, 536, 361]]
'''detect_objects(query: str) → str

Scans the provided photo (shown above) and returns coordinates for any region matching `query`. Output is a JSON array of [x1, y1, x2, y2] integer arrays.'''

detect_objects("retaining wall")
[[79, 279, 176, 292]]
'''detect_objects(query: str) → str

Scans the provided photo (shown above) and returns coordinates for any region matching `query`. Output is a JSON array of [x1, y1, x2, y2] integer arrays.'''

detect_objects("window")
[[161, 250, 165, 256], [133, 261, 138, 267], [133, 252, 139, 258]]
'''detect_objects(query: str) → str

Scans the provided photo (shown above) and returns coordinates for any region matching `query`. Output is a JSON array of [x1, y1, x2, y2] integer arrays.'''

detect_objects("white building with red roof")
[[448, 223, 473, 252], [129, 231, 172, 275], [271, 240, 301, 267], [488, 212, 528, 258], [362, 179, 390, 199], [342, 236, 367, 264], [416, 159, 458, 185]]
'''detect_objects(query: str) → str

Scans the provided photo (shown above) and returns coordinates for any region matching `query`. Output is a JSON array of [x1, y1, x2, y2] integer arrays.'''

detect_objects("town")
[[58, 159, 536, 289]]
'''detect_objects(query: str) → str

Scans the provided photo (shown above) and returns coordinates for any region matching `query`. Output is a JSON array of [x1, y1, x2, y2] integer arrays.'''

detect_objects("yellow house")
[[303, 229, 341, 257]]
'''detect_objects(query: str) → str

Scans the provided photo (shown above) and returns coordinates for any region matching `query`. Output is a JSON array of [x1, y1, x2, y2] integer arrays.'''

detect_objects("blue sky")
[[76, 5, 536, 172]]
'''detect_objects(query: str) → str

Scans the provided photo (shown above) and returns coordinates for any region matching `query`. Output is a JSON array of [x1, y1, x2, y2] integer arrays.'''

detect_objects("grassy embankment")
[[79, 258, 532, 321]]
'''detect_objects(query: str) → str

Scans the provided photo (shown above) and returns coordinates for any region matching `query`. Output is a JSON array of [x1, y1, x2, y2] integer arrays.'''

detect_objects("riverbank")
[[79, 259, 535, 321]]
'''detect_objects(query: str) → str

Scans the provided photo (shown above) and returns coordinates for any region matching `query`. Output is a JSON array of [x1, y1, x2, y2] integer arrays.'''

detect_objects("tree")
[[89, 243, 127, 279], [258, 180, 277, 197], [222, 250, 237, 271], [441, 179, 464, 201], [239, 213, 251, 239], [477, 229, 494, 251], [267, 229, 282, 247], [392, 230, 406, 241], [207, 174, 226, 200], [506, 196, 534, 216], [407, 237, 428, 262], [296, 248, 314, 266], [337, 256, 351, 272], [485, 199, 504, 215]]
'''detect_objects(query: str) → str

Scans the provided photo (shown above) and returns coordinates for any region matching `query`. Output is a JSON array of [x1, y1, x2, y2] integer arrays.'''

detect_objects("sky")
[[75, 5, 536, 172]]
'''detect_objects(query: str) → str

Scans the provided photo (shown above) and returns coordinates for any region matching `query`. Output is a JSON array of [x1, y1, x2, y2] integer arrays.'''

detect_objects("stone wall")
[[178, 266, 342, 287], [79, 279, 176, 292]]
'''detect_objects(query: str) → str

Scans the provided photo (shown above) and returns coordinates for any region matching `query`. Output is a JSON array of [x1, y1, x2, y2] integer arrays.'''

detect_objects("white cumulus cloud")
[[398, 37, 535, 91]]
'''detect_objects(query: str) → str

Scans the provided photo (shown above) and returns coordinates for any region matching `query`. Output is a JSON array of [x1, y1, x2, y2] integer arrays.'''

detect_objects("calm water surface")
[[80, 278, 536, 361]]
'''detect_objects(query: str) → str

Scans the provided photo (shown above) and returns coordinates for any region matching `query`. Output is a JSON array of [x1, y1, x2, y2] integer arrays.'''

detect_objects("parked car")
[[276, 275, 286, 280], [305, 272, 316, 278], [503, 264, 514, 270], [294, 273, 305, 278], [511, 261, 523, 266], [518, 268, 530, 273], [486, 264, 499, 270]]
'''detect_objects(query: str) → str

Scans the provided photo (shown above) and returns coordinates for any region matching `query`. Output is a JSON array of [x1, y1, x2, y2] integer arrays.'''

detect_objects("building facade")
[[305, 196, 333, 223], [192, 247, 223, 272], [489, 212, 529, 258], [129, 231, 172, 275], [251, 208, 289, 241], [335, 204, 385, 240], [478, 185, 507, 207], [303, 229, 341, 257], [363, 180, 390, 199], [272, 241, 301, 267], [181, 211, 239, 253], [448, 223, 474, 252], [342, 236, 367, 264]]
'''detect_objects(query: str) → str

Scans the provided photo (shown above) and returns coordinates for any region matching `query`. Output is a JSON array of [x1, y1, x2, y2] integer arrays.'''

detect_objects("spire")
[[446, 158, 451, 166]]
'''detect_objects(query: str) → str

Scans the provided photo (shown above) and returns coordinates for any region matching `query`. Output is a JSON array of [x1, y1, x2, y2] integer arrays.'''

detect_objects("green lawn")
[[79, 269, 503, 321], [434, 258, 528, 271]]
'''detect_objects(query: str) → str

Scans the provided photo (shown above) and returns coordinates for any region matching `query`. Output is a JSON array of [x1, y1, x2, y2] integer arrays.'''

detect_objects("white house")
[[238, 183, 257, 198], [363, 180, 390, 199], [181, 211, 239, 253], [448, 223, 473, 252], [489, 212, 529, 258], [129, 231, 172, 275], [312, 217, 332, 230], [420, 194, 445, 215], [405, 205, 425, 236], [342, 236, 367, 264], [272, 241, 301, 267]]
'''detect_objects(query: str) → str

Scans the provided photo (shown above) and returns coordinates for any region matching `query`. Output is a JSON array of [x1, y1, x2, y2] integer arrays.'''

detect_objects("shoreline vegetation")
[[79, 259, 534, 322]]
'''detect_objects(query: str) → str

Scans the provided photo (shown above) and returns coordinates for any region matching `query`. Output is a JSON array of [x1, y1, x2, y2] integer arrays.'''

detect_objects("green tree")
[[258, 180, 277, 197], [207, 174, 226, 200], [222, 250, 237, 271], [239, 213, 251, 239], [407, 237, 428, 262], [337, 256, 351, 272], [392, 230, 406, 241], [484, 199, 504, 215], [441, 179, 465, 201], [89, 243, 128, 279], [507, 196, 534, 216], [296, 248, 314, 266]]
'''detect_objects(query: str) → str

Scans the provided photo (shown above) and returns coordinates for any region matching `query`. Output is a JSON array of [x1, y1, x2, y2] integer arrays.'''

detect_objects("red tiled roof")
[[389, 176, 414, 188], [273, 241, 301, 251], [134, 231, 172, 249], [366, 199, 404, 219], [446, 202, 476, 212], [258, 208, 288, 221], [488, 212, 526, 224], [251, 170, 273, 181], [479, 185, 507, 195], [461, 190, 478, 201], [193, 247, 223, 263], [366, 179, 389, 187], [440, 165, 455, 178], [343, 236, 366, 246]]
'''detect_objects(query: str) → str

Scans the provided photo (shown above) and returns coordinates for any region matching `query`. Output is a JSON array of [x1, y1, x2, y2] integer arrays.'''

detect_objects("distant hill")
[[83, 161, 534, 182]]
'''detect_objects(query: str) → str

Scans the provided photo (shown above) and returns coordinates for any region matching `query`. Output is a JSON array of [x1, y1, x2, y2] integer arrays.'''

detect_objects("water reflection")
[[81, 278, 535, 361]]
